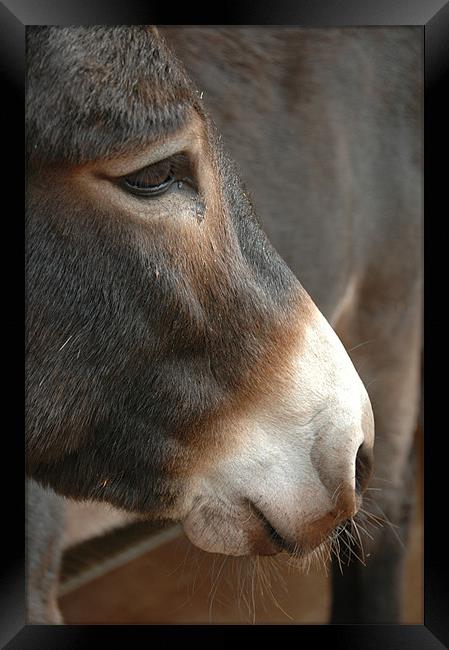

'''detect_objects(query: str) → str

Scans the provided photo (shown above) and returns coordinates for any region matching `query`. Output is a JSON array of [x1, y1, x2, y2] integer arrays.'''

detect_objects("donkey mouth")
[[249, 502, 299, 556]]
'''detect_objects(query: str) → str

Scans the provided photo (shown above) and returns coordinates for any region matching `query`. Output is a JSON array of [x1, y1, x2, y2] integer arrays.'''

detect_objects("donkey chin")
[[181, 308, 375, 560]]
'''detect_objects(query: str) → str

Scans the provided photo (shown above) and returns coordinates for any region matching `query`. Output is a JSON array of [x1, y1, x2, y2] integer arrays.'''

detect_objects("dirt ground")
[[58, 428, 423, 625]]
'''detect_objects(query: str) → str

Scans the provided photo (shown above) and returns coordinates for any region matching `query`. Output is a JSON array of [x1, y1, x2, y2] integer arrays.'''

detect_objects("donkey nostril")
[[355, 442, 374, 494]]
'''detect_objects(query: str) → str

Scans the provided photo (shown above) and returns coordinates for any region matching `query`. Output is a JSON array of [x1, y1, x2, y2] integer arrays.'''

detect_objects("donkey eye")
[[122, 158, 174, 197], [119, 153, 195, 198]]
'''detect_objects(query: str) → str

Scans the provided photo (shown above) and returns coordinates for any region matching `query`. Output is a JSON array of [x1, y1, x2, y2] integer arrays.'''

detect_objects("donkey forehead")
[[26, 26, 198, 165]]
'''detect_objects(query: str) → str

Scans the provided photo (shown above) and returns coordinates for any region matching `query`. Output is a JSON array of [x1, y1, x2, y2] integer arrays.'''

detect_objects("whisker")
[[250, 558, 257, 623], [339, 531, 366, 566], [347, 338, 376, 353], [257, 557, 294, 621], [370, 503, 405, 549], [353, 517, 375, 541], [351, 518, 366, 563], [364, 378, 382, 390], [358, 496, 405, 552], [330, 482, 345, 504], [208, 555, 228, 623], [369, 476, 396, 486], [360, 505, 400, 530]]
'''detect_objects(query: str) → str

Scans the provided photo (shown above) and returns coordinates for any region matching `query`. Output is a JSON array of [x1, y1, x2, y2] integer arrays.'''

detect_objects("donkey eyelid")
[[92, 128, 203, 179], [94, 152, 181, 183], [117, 151, 190, 181]]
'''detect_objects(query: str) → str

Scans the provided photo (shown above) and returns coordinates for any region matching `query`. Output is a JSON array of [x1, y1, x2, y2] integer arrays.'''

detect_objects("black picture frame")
[[2, 0, 447, 647]]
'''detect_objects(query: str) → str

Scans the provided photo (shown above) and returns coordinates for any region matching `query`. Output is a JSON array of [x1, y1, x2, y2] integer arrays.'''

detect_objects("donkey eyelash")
[[119, 152, 196, 198]]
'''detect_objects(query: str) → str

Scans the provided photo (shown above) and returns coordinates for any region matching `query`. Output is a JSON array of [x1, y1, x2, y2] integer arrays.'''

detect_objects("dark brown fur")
[[26, 26, 311, 517]]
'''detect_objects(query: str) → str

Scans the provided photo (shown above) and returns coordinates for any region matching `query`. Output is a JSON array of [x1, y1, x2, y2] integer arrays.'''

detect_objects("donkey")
[[160, 27, 423, 624], [25, 26, 421, 624]]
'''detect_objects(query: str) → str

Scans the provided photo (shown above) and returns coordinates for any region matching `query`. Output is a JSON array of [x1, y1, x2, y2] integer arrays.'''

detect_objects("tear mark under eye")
[[187, 196, 205, 223]]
